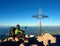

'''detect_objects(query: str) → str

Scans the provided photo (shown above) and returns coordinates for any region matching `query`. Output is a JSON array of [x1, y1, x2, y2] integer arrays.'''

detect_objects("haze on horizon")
[[0, 0, 60, 26]]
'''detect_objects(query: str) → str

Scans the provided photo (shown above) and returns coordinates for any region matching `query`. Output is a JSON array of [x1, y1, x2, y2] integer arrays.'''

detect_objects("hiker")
[[10, 27, 15, 38], [15, 24, 24, 38]]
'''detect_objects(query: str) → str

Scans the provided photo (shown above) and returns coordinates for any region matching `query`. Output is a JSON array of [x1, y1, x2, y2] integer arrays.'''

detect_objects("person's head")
[[16, 24, 20, 29], [10, 27, 14, 31]]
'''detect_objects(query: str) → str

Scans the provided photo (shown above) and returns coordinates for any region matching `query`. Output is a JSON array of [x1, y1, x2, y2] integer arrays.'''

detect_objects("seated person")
[[10, 27, 16, 40], [10, 27, 15, 37], [15, 24, 24, 38]]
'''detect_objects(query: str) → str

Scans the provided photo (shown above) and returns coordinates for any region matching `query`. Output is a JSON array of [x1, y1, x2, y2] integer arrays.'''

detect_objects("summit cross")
[[32, 8, 48, 36]]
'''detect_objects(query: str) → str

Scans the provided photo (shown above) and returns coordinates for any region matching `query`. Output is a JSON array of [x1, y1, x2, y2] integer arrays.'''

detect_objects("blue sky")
[[0, 0, 60, 26]]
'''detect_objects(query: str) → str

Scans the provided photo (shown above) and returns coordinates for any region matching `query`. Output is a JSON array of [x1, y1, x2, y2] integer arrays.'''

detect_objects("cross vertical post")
[[38, 9, 42, 36]]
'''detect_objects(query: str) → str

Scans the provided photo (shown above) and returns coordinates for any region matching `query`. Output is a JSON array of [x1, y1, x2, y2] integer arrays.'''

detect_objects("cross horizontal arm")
[[42, 15, 49, 18], [32, 15, 39, 18]]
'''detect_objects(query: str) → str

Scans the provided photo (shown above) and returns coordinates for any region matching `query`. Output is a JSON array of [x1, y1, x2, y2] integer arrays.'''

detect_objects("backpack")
[[10, 27, 16, 37]]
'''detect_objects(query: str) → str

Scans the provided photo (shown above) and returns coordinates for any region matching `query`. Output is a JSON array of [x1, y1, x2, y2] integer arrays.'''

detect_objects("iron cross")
[[32, 8, 48, 36]]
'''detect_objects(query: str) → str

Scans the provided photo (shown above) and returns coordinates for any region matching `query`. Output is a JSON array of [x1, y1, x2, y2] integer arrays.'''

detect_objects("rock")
[[37, 33, 56, 46], [25, 35, 29, 38], [30, 44, 38, 46], [20, 43, 24, 46], [0, 39, 2, 43], [8, 37, 15, 41], [30, 35, 35, 38]]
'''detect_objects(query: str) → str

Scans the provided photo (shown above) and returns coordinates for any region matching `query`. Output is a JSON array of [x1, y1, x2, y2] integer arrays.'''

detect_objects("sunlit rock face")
[[0, 39, 2, 43], [37, 33, 56, 46], [3, 37, 15, 42], [8, 37, 19, 42], [30, 44, 38, 46], [24, 38, 29, 43], [3, 38, 7, 42], [8, 37, 15, 41], [37, 36, 43, 42], [20, 43, 24, 46], [25, 35, 29, 38], [30, 35, 35, 38], [15, 37, 19, 42], [43, 33, 56, 43]]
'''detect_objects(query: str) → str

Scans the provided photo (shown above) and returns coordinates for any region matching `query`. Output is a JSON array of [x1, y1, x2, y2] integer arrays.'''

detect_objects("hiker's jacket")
[[15, 29, 23, 35]]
